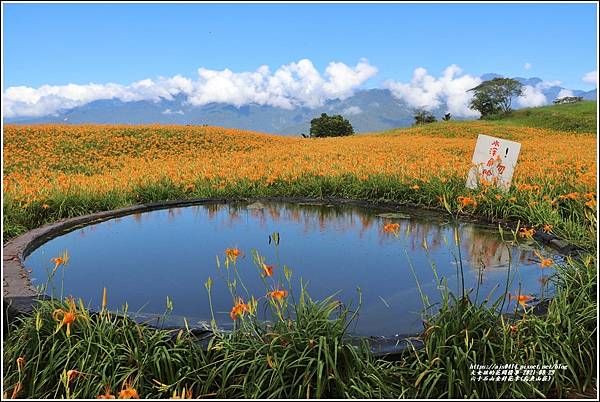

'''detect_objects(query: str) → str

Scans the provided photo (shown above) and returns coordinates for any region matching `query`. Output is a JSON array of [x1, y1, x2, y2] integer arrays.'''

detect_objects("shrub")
[[309, 113, 354, 138], [553, 96, 583, 105], [414, 109, 437, 125]]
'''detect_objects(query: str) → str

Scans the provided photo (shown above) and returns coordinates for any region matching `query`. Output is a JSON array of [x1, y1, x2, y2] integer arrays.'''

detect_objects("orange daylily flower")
[[561, 192, 579, 200], [534, 251, 553, 268], [518, 227, 535, 239], [479, 178, 493, 187], [410, 184, 420, 190], [42, 203, 50, 209], [230, 298, 250, 320], [50, 251, 69, 274], [268, 288, 288, 301], [457, 196, 477, 208], [585, 199, 596, 208], [52, 297, 86, 336], [119, 379, 139, 399], [383, 223, 400, 234], [66, 369, 80, 384], [517, 184, 541, 193], [97, 385, 116, 399], [261, 263, 274, 277], [51, 257, 64, 271], [225, 248, 243, 262], [542, 224, 553, 233], [510, 294, 534, 308]]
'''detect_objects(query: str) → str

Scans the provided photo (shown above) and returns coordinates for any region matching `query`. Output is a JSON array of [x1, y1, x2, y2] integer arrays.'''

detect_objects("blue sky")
[[2, 3, 597, 119], [3, 2, 597, 89]]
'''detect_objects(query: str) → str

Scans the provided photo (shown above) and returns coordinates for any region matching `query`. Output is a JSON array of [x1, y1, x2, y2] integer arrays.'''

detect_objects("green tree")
[[309, 113, 354, 138], [413, 109, 437, 125], [468, 77, 523, 117], [469, 95, 500, 117]]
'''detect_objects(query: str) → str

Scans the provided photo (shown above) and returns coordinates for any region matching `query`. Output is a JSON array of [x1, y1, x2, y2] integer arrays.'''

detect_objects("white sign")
[[466, 134, 521, 192]]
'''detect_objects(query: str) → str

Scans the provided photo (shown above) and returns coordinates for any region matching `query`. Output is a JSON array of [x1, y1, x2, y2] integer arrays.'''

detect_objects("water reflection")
[[200, 202, 550, 272], [25, 201, 559, 337]]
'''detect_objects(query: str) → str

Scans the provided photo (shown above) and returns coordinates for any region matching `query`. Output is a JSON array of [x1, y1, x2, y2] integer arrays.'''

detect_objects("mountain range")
[[5, 74, 597, 135]]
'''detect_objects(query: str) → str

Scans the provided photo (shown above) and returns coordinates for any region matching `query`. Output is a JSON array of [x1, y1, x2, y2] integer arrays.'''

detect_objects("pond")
[[24, 201, 559, 338]]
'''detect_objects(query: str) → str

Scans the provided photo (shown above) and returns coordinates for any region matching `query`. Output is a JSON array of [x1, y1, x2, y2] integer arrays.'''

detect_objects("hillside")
[[482, 100, 597, 133]]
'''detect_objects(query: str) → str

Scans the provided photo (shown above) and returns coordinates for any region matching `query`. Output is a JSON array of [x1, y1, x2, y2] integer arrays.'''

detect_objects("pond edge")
[[2, 196, 577, 357]]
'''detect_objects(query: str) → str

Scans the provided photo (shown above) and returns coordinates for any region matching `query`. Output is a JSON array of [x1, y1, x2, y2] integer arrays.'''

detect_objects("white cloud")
[[384, 64, 482, 117], [582, 70, 597, 86], [536, 80, 561, 90], [524, 62, 532, 70], [189, 58, 377, 109], [6, 60, 583, 120], [3, 59, 377, 118], [323, 60, 377, 100], [342, 106, 363, 115], [556, 89, 574, 99], [162, 108, 184, 115], [516, 79, 568, 107], [517, 85, 547, 107], [3, 76, 193, 118]]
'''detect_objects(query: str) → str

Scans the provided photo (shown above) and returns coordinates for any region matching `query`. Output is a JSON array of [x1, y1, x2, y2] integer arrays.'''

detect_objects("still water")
[[24, 201, 558, 337]]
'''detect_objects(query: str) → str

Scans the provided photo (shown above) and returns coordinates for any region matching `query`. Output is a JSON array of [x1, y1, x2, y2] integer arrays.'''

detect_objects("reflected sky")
[[25, 202, 559, 336]]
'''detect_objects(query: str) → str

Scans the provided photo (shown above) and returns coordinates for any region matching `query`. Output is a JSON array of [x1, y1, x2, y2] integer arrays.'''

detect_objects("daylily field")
[[4, 123, 596, 197]]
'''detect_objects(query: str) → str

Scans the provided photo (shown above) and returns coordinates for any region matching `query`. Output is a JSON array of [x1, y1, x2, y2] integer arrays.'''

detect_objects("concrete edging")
[[3, 197, 232, 298]]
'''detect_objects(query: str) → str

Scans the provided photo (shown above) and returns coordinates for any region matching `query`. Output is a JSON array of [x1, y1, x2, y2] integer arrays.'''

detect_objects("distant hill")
[[5, 74, 597, 134], [482, 100, 597, 133], [5, 90, 419, 135]]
